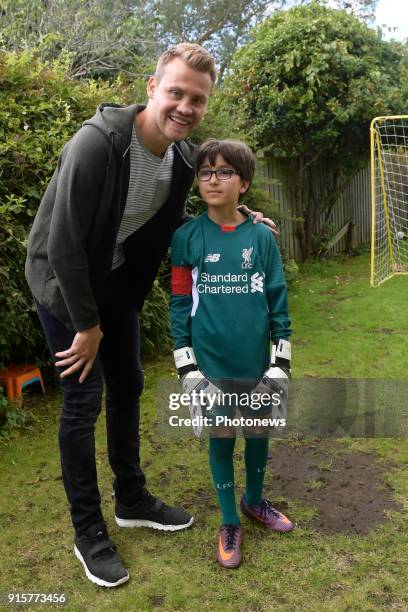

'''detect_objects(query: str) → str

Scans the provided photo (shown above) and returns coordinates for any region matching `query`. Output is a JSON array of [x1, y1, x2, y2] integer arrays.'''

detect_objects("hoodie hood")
[[83, 103, 143, 158]]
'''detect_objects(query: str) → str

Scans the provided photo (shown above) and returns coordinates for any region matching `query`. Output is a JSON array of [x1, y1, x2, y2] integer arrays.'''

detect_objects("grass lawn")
[[1, 252, 407, 611]]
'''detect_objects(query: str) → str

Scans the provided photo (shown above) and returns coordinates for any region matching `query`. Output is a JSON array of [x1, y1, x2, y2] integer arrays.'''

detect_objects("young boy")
[[170, 139, 294, 569]]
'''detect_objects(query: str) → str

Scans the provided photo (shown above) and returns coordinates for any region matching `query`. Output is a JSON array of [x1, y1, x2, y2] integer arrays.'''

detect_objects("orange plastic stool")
[[0, 364, 45, 400]]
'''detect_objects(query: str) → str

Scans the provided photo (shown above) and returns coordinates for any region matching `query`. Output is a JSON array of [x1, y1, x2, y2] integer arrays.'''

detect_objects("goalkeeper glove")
[[173, 347, 223, 437], [251, 339, 291, 421]]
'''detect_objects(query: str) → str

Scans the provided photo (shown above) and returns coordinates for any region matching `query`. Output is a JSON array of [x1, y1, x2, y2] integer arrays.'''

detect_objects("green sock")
[[244, 436, 269, 506], [208, 437, 240, 526]]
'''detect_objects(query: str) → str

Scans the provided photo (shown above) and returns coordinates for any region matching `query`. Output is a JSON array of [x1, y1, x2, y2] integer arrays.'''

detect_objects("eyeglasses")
[[197, 168, 237, 181]]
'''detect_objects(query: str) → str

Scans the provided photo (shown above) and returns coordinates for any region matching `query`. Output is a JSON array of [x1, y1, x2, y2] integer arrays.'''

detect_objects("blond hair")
[[155, 43, 217, 85]]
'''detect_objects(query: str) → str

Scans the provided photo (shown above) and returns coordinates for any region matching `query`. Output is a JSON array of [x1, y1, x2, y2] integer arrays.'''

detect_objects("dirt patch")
[[149, 595, 165, 608], [184, 486, 218, 510], [267, 441, 402, 534]]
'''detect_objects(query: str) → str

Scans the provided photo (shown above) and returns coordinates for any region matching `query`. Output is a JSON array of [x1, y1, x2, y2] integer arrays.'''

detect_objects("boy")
[[170, 139, 294, 569]]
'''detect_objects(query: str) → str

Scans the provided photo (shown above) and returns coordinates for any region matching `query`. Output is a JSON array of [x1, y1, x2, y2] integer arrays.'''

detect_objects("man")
[[25, 43, 275, 588]]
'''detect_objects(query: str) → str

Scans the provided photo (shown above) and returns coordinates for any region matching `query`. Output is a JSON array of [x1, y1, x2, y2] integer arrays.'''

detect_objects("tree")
[[0, 0, 157, 78], [145, 0, 285, 79], [0, 0, 286, 80], [224, 2, 406, 259], [290, 0, 378, 22], [327, 0, 378, 22]]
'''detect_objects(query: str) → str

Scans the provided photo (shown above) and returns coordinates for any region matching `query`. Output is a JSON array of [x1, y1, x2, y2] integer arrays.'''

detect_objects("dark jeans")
[[36, 265, 145, 533]]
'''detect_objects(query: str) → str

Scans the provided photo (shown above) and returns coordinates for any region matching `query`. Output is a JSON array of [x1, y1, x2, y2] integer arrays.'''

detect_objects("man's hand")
[[237, 204, 278, 236], [55, 324, 103, 383]]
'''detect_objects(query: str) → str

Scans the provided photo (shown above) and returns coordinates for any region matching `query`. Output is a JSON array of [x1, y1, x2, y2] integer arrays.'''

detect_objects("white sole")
[[74, 546, 129, 588], [115, 515, 194, 531]]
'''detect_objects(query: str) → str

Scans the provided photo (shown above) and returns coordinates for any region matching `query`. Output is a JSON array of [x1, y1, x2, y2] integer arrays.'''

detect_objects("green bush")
[[0, 194, 41, 365], [311, 223, 337, 257], [0, 386, 33, 434], [140, 277, 172, 358], [0, 387, 8, 420], [284, 258, 299, 285]]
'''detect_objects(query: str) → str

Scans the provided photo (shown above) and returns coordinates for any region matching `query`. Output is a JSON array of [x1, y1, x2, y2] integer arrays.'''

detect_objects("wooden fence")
[[260, 157, 371, 260]]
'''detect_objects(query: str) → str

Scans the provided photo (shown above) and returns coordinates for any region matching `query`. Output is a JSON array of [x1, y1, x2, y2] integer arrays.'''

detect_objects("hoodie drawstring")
[[174, 143, 194, 169]]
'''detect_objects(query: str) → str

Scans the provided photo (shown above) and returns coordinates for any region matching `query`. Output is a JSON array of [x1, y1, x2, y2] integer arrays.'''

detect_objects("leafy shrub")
[[0, 194, 42, 365], [140, 278, 172, 358], [311, 223, 337, 257], [0, 387, 8, 422], [0, 386, 33, 434], [284, 259, 299, 285]]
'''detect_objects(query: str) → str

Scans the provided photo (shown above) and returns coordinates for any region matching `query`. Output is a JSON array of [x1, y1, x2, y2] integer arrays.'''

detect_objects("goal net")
[[371, 115, 408, 287]]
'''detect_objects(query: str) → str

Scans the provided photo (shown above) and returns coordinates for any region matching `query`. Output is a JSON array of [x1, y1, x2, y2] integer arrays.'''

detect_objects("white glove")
[[174, 347, 223, 437], [251, 340, 291, 422]]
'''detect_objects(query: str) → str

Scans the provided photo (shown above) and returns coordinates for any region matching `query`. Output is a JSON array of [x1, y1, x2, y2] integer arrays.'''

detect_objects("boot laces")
[[222, 525, 240, 551], [259, 499, 280, 520]]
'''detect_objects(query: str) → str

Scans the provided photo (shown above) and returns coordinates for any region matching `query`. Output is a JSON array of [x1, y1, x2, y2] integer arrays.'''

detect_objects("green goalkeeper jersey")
[[170, 212, 291, 380]]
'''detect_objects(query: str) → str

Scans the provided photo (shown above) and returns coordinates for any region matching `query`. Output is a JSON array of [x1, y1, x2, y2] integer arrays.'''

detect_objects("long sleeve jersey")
[[170, 212, 291, 381]]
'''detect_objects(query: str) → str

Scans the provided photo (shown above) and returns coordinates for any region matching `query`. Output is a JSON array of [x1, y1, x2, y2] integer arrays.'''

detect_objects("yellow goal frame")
[[370, 115, 408, 287]]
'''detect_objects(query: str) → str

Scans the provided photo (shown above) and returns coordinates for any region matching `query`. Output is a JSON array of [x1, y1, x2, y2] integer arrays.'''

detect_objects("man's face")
[[146, 57, 212, 143]]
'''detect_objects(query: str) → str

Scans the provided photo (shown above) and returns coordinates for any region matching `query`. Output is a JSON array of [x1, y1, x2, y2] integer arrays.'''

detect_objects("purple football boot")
[[217, 524, 242, 569], [241, 496, 294, 532]]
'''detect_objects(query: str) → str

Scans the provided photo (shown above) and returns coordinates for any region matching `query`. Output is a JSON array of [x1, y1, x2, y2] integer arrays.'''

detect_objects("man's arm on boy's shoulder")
[[238, 204, 278, 235], [180, 205, 277, 234]]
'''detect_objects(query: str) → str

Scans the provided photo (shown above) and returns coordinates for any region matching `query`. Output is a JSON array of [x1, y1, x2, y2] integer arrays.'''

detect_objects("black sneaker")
[[115, 489, 194, 531], [74, 524, 129, 587]]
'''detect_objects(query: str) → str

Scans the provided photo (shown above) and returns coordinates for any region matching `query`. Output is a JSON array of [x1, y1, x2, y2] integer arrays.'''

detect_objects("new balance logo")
[[250, 272, 264, 293], [204, 253, 221, 263]]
